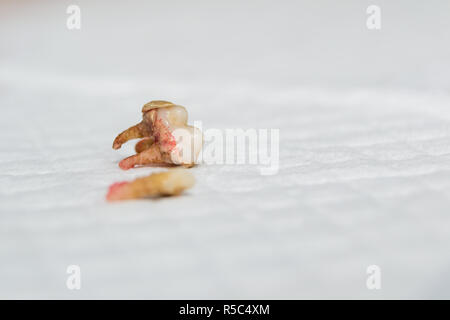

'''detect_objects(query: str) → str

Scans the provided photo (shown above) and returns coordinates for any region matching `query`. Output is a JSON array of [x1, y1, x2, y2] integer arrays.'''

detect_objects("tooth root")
[[118, 144, 163, 170], [135, 137, 155, 154], [112, 122, 149, 150]]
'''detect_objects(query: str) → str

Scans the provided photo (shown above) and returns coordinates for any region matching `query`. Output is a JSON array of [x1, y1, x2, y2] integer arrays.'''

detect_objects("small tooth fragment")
[[106, 169, 195, 201]]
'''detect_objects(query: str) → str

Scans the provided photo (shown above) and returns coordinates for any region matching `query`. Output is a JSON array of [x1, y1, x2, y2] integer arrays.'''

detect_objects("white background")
[[1, 0, 450, 298]]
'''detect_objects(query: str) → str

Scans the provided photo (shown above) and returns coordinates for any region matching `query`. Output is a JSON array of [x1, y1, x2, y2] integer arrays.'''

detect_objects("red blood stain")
[[106, 181, 129, 201]]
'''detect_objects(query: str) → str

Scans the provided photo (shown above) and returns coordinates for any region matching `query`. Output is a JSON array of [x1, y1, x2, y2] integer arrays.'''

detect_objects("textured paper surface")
[[1, 0, 450, 298]]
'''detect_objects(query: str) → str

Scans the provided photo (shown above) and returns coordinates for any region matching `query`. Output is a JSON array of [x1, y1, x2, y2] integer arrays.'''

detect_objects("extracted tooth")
[[112, 100, 203, 169]]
